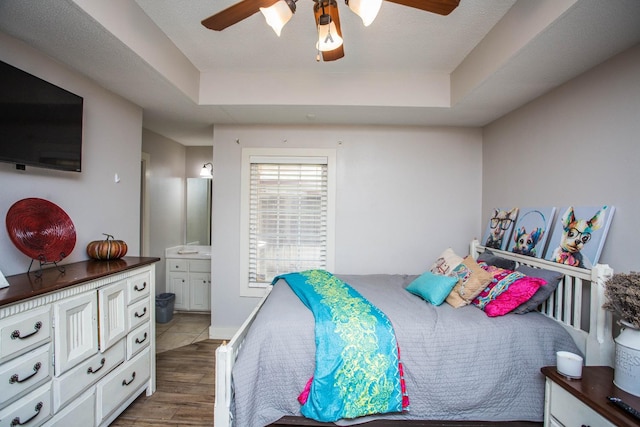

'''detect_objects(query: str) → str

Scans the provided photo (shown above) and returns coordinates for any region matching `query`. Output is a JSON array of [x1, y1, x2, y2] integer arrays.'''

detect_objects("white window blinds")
[[248, 158, 328, 286]]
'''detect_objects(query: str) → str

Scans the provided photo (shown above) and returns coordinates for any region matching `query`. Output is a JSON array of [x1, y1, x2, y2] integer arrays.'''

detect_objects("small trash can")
[[156, 293, 175, 324]]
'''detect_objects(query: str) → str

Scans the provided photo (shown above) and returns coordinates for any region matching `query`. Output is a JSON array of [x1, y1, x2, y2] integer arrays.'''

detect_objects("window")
[[240, 148, 336, 297]]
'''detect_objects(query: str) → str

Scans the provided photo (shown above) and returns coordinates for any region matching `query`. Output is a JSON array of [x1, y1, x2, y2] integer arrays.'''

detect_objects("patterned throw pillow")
[[428, 248, 463, 276], [472, 265, 546, 317], [445, 256, 493, 308]]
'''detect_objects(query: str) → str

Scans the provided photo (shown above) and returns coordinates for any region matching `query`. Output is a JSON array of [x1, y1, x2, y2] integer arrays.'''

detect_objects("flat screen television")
[[0, 60, 83, 172]]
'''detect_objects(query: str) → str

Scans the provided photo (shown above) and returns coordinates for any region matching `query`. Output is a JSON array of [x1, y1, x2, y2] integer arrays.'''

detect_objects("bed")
[[214, 240, 615, 426]]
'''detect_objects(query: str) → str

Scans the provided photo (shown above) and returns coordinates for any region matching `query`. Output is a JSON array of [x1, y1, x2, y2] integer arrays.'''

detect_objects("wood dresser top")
[[1, 257, 160, 307], [542, 365, 640, 427]]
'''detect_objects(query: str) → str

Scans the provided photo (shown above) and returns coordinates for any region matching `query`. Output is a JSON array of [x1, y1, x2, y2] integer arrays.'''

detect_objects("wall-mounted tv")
[[0, 60, 83, 172]]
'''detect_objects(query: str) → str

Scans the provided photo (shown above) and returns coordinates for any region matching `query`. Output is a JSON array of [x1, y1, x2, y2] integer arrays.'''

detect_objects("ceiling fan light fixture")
[[346, 0, 382, 26], [260, 0, 296, 37], [316, 13, 343, 52]]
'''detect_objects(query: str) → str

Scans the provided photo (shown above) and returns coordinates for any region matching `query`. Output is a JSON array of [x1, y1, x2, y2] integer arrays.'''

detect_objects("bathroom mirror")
[[186, 178, 212, 245]]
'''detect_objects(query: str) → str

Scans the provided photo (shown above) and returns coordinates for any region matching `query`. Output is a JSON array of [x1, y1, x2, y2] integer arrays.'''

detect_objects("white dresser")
[[0, 257, 158, 427], [165, 246, 211, 312]]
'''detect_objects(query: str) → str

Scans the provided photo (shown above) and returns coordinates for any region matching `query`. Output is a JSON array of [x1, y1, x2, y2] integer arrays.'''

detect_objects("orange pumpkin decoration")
[[87, 233, 128, 260]]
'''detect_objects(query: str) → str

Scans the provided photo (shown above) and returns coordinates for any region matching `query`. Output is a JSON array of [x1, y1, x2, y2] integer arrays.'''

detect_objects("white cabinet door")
[[169, 273, 189, 311], [98, 281, 127, 352], [189, 273, 210, 311], [53, 292, 98, 376]]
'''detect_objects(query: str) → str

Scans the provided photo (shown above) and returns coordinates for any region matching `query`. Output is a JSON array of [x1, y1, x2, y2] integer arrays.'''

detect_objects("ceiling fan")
[[201, 0, 460, 62]]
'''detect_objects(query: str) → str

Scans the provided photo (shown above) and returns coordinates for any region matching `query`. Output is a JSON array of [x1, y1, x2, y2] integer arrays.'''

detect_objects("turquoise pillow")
[[406, 271, 458, 306]]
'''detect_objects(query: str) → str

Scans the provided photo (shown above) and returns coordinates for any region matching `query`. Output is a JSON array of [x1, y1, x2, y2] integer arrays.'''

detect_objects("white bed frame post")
[[214, 286, 273, 427], [587, 262, 614, 366]]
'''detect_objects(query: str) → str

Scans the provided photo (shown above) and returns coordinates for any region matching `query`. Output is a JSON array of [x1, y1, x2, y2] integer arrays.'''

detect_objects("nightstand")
[[541, 366, 640, 427]]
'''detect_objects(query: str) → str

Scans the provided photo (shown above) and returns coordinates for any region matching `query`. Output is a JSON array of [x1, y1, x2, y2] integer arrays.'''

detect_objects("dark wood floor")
[[111, 339, 224, 426]]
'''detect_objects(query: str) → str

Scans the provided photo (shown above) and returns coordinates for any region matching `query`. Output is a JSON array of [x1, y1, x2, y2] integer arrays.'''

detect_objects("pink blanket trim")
[[298, 345, 410, 411]]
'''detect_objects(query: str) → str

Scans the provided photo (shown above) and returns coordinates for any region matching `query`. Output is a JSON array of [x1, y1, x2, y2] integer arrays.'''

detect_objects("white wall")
[[482, 44, 640, 272], [141, 129, 186, 294], [0, 33, 143, 277], [210, 125, 483, 337]]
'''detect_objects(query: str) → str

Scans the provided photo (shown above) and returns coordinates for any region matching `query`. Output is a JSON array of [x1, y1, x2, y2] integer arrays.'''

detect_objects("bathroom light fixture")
[[200, 162, 213, 178], [260, 0, 297, 37]]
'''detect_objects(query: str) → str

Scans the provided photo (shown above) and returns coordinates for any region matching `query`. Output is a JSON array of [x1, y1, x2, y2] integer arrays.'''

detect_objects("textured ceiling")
[[0, 0, 639, 146]]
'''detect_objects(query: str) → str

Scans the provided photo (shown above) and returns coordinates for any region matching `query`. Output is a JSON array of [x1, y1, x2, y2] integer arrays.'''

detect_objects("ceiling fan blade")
[[314, 0, 345, 61], [201, 0, 279, 31], [384, 0, 460, 15]]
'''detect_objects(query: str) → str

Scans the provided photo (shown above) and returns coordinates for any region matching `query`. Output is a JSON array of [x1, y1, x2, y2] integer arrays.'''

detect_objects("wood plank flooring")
[[111, 339, 224, 426]]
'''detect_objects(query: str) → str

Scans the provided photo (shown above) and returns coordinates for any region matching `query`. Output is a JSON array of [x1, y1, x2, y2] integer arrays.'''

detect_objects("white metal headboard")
[[470, 239, 615, 366]]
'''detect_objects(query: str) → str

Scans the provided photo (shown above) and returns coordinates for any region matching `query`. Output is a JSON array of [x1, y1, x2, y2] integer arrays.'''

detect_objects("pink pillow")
[[483, 276, 546, 317]]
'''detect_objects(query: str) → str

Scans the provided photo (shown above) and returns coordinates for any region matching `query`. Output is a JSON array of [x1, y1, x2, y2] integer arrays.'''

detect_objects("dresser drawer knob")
[[122, 371, 136, 386], [11, 321, 42, 340], [87, 358, 106, 374], [135, 332, 148, 344], [134, 282, 147, 292], [134, 307, 147, 318], [9, 362, 41, 384], [11, 401, 43, 426]]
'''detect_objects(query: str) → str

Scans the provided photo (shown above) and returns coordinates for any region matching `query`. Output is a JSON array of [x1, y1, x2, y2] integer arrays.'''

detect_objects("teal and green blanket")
[[272, 270, 409, 422]]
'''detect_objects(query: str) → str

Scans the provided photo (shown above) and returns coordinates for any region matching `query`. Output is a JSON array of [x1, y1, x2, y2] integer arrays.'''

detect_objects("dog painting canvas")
[[482, 207, 519, 251], [507, 207, 556, 258], [544, 205, 615, 268]]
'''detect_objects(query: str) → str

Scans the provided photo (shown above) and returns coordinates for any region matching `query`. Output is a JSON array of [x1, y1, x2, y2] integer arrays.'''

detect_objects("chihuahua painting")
[[550, 206, 608, 268], [484, 207, 519, 250], [512, 227, 544, 257]]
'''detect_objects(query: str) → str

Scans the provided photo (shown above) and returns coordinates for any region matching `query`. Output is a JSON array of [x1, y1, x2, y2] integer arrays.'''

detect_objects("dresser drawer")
[[127, 271, 151, 305], [168, 259, 188, 272], [0, 306, 51, 363], [189, 259, 210, 273], [126, 322, 150, 360], [52, 339, 124, 412], [0, 382, 51, 427], [44, 388, 94, 427], [0, 344, 51, 409], [95, 347, 150, 424], [549, 382, 616, 427], [128, 298, 150, 331]]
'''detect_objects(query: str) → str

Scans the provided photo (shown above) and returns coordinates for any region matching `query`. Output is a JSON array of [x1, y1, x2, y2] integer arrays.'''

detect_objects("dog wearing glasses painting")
[[484, 207, 519, 250], [549, 206, 608, 268]]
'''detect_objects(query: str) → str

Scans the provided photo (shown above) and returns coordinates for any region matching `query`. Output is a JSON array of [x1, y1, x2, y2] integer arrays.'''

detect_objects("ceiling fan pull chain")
[[325, 32, 334, 44], [324, 2, 334, 44]]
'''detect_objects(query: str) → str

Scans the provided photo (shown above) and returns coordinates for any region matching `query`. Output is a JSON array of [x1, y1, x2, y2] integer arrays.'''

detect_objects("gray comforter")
[[232, 274, 579, 426]]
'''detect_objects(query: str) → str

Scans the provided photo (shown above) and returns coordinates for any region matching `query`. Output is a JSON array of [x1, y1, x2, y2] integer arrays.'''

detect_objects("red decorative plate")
[[6, 198, 76, 263]]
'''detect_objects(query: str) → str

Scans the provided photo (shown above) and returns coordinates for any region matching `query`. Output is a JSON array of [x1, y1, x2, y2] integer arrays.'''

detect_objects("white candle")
[[557, 351, 583, 379]]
